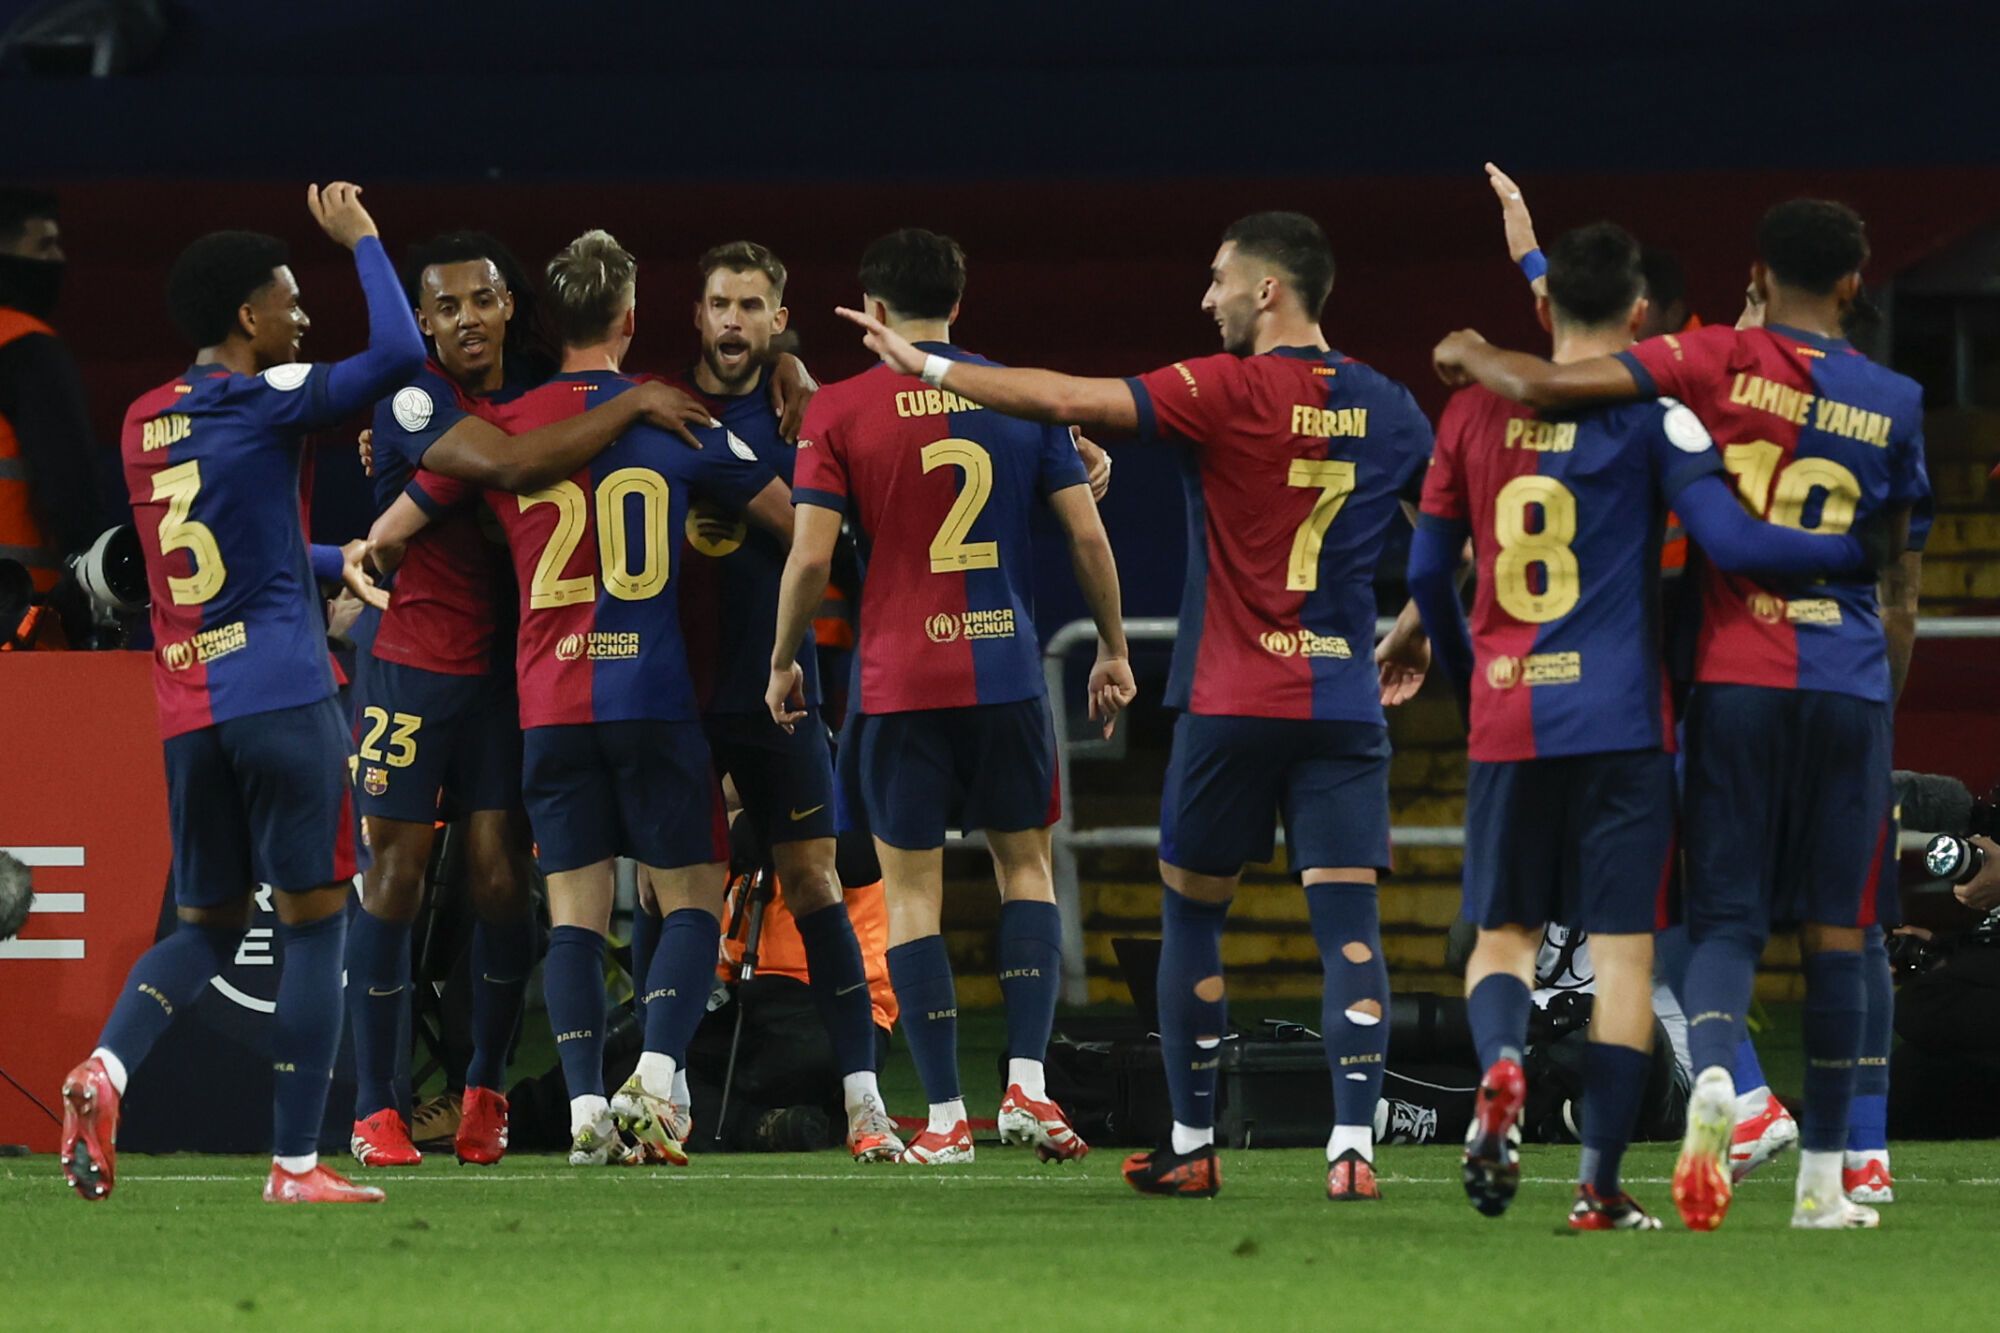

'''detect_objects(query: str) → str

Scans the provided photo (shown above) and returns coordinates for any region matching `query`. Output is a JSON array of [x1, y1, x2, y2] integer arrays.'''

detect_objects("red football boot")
[[1569, 1184, 1664, 1231], [1123, 1143, 1221, 1198], [60, 1056, 121, 1202], [349, 1108, 422, 1167], [898, 1121, 975, 1164], [997, 1085, 1090, 1162], [1462, 1057, 1526, 1217], [265, 1161, 386, 1204], [455, 1087, 509, 1165], [1326, 1148, 1381, 1201], [1672, 1068, 1739, 1231]]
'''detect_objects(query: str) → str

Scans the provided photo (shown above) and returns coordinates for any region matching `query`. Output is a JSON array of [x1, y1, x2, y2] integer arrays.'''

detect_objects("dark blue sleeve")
[[374, 374, 471, 475], [1407, 513, 1472, 716], [1675, 473, 1864, 577], [1037, 424, 1090, 497], [674, 424, 778, 511], [246, 237, 426, 433], [309, 543, 344, 583], [1643, 399, 1727, 506], [1387, 384, 1436, 503]]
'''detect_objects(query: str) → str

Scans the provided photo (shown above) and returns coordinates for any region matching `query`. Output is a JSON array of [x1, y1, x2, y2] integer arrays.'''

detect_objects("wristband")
[[920, 354, 952, 388], [1518, 248, 1547, 283]]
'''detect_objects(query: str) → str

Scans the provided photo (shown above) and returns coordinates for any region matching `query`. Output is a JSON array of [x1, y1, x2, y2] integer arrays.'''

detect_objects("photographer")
[[1883, 773, 2000, 1138]]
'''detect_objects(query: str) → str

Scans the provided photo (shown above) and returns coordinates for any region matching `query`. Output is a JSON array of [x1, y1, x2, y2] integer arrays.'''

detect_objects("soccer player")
[[661, 240, 902, 1162], [1434, 199, 1930, 1230], [1410, 221, 1873, 1230], [347, 231, 717, 1169], [60, 183, 424, 1204], [377, 230, 791, 1167], [835, 212, 1431, 1200], [771, 227, 1133, 1166]]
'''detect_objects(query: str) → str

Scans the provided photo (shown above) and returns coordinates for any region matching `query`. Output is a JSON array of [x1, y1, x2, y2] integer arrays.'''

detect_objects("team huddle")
[[57, 167, 1926, 1233]]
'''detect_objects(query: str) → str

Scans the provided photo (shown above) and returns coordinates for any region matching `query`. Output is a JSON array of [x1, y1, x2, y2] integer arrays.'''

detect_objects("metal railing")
[[1023, 614, 2000, 1002]]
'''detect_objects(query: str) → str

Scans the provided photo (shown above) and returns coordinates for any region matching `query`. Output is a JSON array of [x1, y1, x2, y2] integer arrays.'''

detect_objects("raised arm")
[[423, 382, 719, 494], [1672, 472, 1869, 577], [1432, 331, 1642, 411], [767, 503, 843, 731], [834, 306, 1138, 434], [1486, 162, 1548, 300], [1047, 483, 1137, 737], [303, 183, 426, 415]]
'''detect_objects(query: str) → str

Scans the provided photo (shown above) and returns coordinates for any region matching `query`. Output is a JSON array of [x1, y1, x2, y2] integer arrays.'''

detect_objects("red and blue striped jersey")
[[410, 371, 776, 729], [122, 362, 367, 738], [792, 343, 1090, 716], [1421, 386, 1725, 762], [368, 360, 518, 677], [1123, 347, 1433, 722], [1616, 324, 1930, 703]]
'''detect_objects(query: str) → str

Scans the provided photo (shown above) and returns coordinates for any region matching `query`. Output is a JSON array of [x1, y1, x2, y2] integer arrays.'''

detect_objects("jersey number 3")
[[922, 438, 1000, 573], [150, 459, 226, 606]]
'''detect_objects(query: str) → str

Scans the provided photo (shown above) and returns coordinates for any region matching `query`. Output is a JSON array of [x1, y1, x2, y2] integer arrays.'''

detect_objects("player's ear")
[[1534, 293, 1554, 336], [948, 300, 961, 326], [1748, 261, 1771, 304], [1627, 296, 1650, 339], [771, 303, 790, 335], [499, 289, 514, 323], [235, 301, 258, 343], [1833, 271, 1862, 310], [622, 305, 637, 338], [415, 306, 435, 339]]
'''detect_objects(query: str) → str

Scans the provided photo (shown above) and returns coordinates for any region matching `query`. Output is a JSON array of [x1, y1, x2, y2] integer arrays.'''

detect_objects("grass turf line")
[[3, 1142, 1991, 1331]]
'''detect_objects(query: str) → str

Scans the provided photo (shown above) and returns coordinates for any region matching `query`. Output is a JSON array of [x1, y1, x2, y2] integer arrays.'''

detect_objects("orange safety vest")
[[0, 307, 63, 592], [718, 876, 900, 1031]]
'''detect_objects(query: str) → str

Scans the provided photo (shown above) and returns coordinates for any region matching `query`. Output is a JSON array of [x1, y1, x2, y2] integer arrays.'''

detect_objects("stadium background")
[[7, 0, 1999, 1004]]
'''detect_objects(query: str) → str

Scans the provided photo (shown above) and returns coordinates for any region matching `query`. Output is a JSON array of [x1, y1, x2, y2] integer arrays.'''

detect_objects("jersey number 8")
[[520, 467, 672, 609], [1493, 475, 1580, 623]]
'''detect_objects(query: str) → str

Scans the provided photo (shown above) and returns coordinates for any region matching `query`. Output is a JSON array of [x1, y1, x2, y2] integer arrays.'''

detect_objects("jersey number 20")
[[520, 467, 672, 609]]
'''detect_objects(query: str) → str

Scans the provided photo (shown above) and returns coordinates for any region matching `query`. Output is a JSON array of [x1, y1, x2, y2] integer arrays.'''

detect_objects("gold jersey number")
[[1284, 459, 1358, 591], [150, 459, 227, 606], [921, 438, 1001, 573], [358, 707, 422, 767], [1492, 475, 1580, 623], [519, 467, 673, 608], [1722, 441, 1860, 534]]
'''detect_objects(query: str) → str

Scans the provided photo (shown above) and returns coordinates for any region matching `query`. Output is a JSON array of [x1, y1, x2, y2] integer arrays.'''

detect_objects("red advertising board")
[[0, 653, 173, 1152]]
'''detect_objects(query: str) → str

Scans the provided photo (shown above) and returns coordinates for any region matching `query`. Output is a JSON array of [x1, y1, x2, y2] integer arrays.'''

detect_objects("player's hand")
[[835, 306, 927, 377], [1374, 623, 1431, 706], [1074, 428, 1112, 501], [340, 538, 391, 611], [766, 661, 807, 733], [326, 587, 367, 640], [1086, 654, 1137, 739], [769, 353, 818, 443], [1955, 836, 2000, 913], [358, 426, 376, 478], [631, 381, 720, 450], [307, 182, 379, 250], [365, 534, 405, 579], [1484, 162, 1541, 267], [1433, 329, 1488, 388]]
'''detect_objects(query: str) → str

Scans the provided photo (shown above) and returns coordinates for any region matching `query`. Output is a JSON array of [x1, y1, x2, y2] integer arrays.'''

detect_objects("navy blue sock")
[[887, 935, 961, 1103], [272, 912, 348, 1158], [998, 899, 1063, 1066], [1683, 933, 1761, 1076], [1158, 887, 1230, 1130], [1577, 1042, 1651, 1195], [1732, 1036, 1770, 1093], [466, 913, 534, 1092], [630, 902, 662, 1016], [1800, 949, 1863, 1153], [545, 925, 607, 1100], [343, 907, 410, 1120], [642, 908, 722, 1063], [796, 900, 876, 1077], [1306, 883, 1388, 1128], [1849, 926, 1893, 1152], [1466, 973, 1531, 1071], [96, 921, 242, 1076]]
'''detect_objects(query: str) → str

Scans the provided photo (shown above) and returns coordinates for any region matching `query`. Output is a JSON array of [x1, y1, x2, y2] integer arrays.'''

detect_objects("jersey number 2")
[[150, 459, 226, 606], [921, 438, 1001, 573], [519, 468, 672, 608]]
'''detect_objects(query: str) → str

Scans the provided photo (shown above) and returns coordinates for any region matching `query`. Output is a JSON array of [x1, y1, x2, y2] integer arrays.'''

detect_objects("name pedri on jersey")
[[1615, 323, 1930, 704], [123, 362, 357, 737], [407, 371, 775, 729], [1123, 347, 1433, 723], [1421, 386, 1725, 762], [792, 342, 1088, 716]]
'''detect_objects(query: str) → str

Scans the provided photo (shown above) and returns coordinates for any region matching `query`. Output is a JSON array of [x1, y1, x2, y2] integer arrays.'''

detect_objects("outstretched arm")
[[422, 382, 719, 494], [1673, 473, 1869, 577], [768, 504, 843, 731], [304, 183, 426, 416], [1432, 330, 1642, 411], [1048, 483, 1137, 737], [834, 306, 1138, 434], [1486, 162, 1548, 300]]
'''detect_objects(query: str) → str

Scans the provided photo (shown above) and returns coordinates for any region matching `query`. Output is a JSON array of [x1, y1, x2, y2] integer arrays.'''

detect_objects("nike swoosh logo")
[[367, 986, 404, 998], [835, 981, 869, 996], [790, 804, 826, 821]]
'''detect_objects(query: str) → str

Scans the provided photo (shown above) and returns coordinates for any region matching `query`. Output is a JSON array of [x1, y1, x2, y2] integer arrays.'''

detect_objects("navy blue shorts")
[[849, 699, 1057, 851], [353, 660, 521, 823], [1159, 714, 1391, 877], [1683, 683, 1894, 936], [706, 709, 836, 845], [1462, 748, 1677, 935], [522, 721, 729, 873], [164, 695, 358, 904], [834, 714, 868, 837]]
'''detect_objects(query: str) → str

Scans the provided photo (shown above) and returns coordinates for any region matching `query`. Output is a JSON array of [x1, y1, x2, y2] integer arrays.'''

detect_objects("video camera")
[[0, 524, 147, 649]]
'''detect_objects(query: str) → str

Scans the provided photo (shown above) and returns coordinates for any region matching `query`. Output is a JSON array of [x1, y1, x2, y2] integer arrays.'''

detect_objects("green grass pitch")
[[4, 1141, 1993, 1331]]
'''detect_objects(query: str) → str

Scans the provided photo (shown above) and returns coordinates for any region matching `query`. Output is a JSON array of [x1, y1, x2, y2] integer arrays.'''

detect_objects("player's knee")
[[781, 868, 841, 917], [1340, 940, 1374, 965], [1193, 973, 1225, 1004]]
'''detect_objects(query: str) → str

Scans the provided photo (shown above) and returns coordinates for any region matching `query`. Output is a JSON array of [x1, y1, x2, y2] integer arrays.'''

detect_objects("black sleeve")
[[0, 333, 104, 554]]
